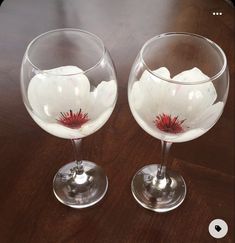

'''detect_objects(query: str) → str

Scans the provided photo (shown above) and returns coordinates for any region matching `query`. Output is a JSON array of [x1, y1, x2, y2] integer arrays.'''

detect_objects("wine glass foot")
[[131, 164, 186, 212], [53, 161, 108, 208]]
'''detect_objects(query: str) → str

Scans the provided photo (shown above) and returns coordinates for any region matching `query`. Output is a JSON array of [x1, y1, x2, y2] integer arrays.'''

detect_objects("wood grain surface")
[[0, 0, 234, 242]]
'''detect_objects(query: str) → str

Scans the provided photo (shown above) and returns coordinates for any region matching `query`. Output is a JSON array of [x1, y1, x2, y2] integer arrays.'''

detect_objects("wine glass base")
[[131, 164, 186, 212], [53, 161, 108, 208]]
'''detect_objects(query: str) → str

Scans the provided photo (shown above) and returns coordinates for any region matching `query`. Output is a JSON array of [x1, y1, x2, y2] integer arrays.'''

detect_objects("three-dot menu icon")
[[212, 12, 223, 15]]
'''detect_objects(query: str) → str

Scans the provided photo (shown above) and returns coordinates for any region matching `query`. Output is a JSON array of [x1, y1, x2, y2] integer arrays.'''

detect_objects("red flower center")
[[154, 113, 185, 134], [57, 109, 89, 128]]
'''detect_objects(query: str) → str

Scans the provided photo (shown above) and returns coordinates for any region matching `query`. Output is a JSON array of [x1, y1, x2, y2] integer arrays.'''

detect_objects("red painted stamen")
[[57, 109, 89, 128], [154, 113, 185, 134]]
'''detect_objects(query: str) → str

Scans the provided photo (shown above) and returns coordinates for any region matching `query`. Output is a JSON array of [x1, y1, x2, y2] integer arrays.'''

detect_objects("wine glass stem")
[[71, 138, 84, 173], [157, 140, 172, 179]]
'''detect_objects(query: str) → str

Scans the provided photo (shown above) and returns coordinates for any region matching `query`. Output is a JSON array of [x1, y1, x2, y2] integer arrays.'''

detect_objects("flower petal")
[[44, 65, 83, 75], [188, 101, 224, 130], [88, 80, 117, 118], [80, 107, 114, 135], [172, 67, 217, 109], [28, 66, 90, 121], [96, 80, 117, 107], [172, 67, 209, 83], [130, 67, 171, 120], [152, 67, 171, 80]]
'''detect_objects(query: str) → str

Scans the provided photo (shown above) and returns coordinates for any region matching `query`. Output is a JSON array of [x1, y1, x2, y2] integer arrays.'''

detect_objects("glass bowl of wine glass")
[[21, 28, 117, 208], [128, 32, 229, 212]]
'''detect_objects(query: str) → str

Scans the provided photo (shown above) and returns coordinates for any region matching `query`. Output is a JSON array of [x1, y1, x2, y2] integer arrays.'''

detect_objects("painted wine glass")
[[21, 29, 117, 208], [128, 32, 229, 212]]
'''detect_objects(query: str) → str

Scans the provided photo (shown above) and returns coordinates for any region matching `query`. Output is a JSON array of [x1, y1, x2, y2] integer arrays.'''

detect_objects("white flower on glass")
[[130, 67, 224, 142], [27, 66, 117, 139]]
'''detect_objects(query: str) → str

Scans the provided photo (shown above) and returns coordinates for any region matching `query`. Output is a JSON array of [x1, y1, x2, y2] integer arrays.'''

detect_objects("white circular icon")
[[209, 219, 228, 239]]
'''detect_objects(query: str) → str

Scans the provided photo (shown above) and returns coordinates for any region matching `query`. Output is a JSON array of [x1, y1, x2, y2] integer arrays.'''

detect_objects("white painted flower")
[[27, 66, 117, 139], [129, 67, 224, 142]]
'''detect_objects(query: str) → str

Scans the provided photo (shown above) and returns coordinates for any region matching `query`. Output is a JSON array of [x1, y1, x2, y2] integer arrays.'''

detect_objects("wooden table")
[[0, 0, 234, 242]]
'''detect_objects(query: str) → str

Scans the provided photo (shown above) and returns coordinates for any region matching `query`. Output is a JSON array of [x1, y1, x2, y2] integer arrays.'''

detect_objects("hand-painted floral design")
[[27, 66, 117, 139], [129, 67, 224, 142]]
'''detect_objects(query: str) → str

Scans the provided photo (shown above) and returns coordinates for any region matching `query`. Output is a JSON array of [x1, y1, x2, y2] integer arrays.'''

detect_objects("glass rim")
[[139, 32, 227, 85], [25, 28, 106, 76]]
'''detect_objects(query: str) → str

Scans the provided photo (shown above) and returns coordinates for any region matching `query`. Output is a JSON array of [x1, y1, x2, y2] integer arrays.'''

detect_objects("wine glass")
[[21, 29, 117, 208], [128, 32, 229, 212]]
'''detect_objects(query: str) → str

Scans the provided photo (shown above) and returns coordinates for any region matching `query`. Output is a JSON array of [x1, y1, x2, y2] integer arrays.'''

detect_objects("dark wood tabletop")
[[0, 0, 234, 242]]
